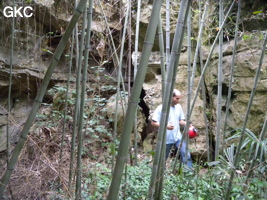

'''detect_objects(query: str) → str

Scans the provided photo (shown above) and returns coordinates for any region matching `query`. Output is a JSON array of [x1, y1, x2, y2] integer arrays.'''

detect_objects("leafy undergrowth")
[[2, 134, 266, 200], [47, 128, 267, 200], [1, 85, 266, 199], [46, 156, 267, 200]]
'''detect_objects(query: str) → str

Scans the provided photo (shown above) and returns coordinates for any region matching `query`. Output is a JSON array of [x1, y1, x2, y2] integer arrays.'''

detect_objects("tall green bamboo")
[[225, 29, 267, 200], [215, 0, 224, 160], [111, 0, 130, 169], [68, 0, 78, 187], [165, 0, 171, 75], [133, 0, 141, 167], [6, 0, 15, 164], [190, 0, 209, 94], [133, 0, 141, 79], [189, 0, 236, 119], [117, 2, 132, 195], [198, 0, 211, 162], [60, 30, 75, 162], [199, 45, 211, 162], [69, 4, 87, 188], [107, 0, 164, 199], [97, 0, 129, 171], [185, 7, 192, 166], [98, 0, 127, 91], [126, 0, 135, 166], [60, 0, 78, 164], [0, 0, 88, 197], [169, 0, 193, 174], [127, 0, 132, 93], [97, 0, 127, 128], [173, 1, 210, 171], [160, 1, 192, 195], [148, 0, 191, 198], [158, 15, 166, 98], [75, 1, 93, 198], [222, 0, 241, 151]]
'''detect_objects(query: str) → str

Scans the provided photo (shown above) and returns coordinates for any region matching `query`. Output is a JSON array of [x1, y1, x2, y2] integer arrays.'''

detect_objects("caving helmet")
[[188, 124, 198, 139]]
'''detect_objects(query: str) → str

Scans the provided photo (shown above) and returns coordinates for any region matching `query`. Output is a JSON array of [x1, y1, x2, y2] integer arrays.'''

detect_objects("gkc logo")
[[3, 6, 33, 18]]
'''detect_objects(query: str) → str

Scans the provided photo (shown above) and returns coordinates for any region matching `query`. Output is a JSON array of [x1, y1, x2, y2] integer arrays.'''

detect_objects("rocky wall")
[[0, 0, 122, 153]]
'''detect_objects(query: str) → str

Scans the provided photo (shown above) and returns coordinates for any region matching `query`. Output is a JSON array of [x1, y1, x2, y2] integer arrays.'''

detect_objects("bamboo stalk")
[[197, 0, 211, 162], [165, 0, 171, 75], [133, 0, 141, 79], [97, 0, 127, 102], [127, 0, 132, 94], [112, 0, 130, 169], [0, 0, 88, 197], [158, 14, 166, 97], [189, 0, 236, 119], [97, 2, 128, 170], [167, 0, 192, 186], [127, 0, 134, 166], [107, 0, 164, 199], [59, 25, 75, 196], [222, 0, 241, 151], [75, 1, 93, 198], [188, 2, 209, 163], [215, 0, 224, 160], [69, 4, 87, 189], [133, 0, 141, 167], [190, 1, 209, 94], [149, 0, 191, 198], [6, 0, 16, 165], [60, 31, 75, 162], [169, 0, 192, 173], [185, 7, 192, 166], [225, 29, 267, 200], [199, 45, 211, 162], [68, 0, 79, 188]]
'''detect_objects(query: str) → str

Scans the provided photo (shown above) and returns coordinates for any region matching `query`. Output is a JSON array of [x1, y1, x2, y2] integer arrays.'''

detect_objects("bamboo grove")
[[0, 0, 267, 199]]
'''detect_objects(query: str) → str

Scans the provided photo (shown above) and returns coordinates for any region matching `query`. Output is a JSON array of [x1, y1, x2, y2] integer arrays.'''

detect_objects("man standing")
[[151, 89, 192, 167]]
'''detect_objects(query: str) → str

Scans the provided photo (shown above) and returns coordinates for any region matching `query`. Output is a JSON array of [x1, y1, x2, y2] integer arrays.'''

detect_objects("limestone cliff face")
[[0, 0, 267, 159], [0, 0, 75, 151]]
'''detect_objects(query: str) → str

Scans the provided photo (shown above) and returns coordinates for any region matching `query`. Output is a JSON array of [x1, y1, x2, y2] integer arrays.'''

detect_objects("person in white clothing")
[[151, 89, 192, 167]]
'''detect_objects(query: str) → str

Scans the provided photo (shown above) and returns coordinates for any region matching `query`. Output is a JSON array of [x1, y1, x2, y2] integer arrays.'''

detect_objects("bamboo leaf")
[[253, 11, 262, 14], [42, 48, 54, 55], [207, 161, 221, 166]]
